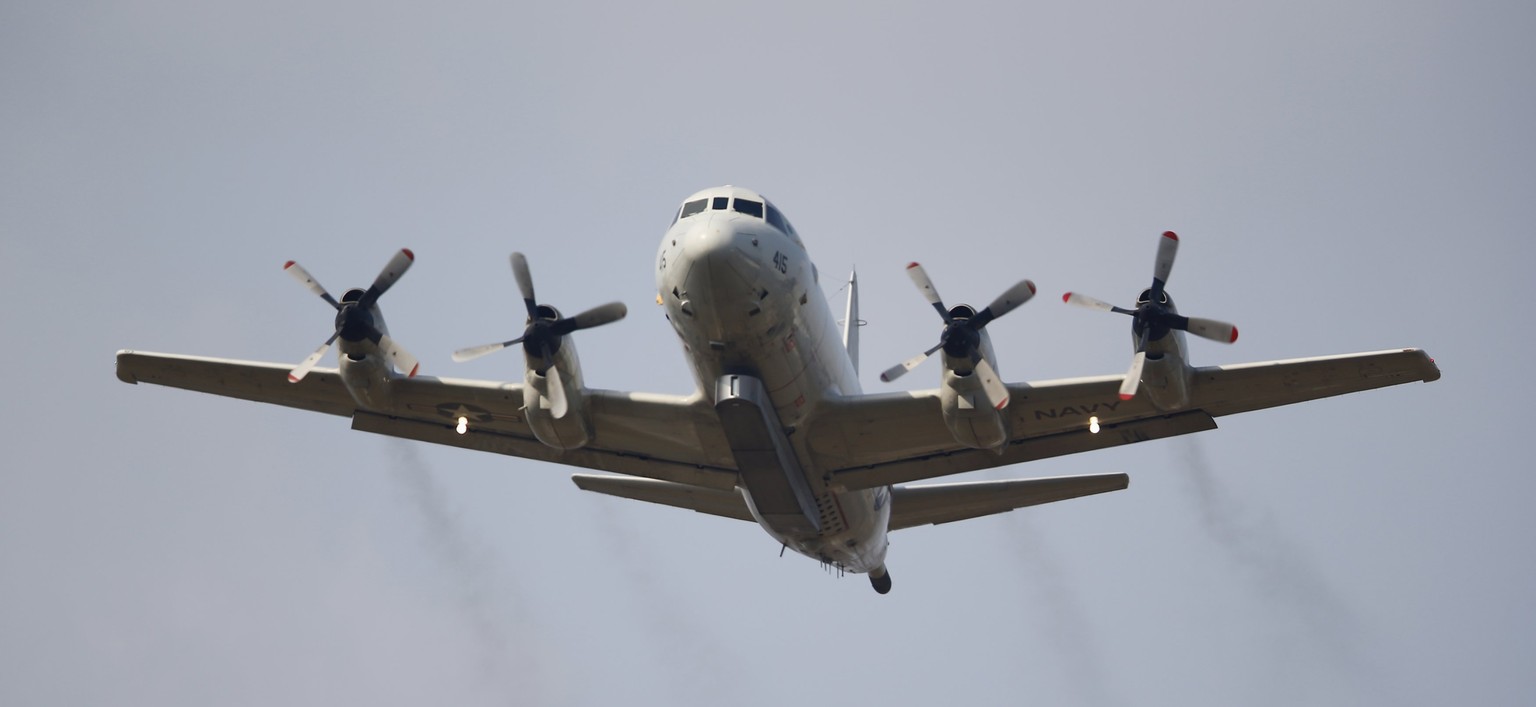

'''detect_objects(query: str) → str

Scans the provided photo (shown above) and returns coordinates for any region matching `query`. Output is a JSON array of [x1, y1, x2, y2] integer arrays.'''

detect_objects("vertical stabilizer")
[[843, 270, 860, 374]]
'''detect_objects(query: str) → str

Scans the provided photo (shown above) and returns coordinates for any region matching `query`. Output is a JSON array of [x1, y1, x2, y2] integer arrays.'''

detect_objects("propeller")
[[452, 252, 627, 418], [1062, 231, 1237, 400], [283, 248, 420, 383], [880, 262, 1035, 410]]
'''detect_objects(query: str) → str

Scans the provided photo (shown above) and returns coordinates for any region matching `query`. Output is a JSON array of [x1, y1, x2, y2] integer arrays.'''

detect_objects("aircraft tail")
[[842, 269, 860, 375], [887, 473, 1128, 530]]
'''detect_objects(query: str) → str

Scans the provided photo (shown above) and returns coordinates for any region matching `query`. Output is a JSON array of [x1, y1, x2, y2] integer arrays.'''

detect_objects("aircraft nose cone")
[[681, 216, 754, 263], [677, 217, 764, 335]]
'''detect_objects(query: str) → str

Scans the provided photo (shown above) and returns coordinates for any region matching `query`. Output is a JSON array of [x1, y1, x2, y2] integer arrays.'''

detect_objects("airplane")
[[115, 185, 1441, 594]]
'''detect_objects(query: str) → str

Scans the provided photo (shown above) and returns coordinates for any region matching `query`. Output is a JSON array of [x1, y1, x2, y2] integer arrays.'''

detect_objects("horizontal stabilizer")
[[572, 474, 755, 523], [888, 473, 1128, 531]]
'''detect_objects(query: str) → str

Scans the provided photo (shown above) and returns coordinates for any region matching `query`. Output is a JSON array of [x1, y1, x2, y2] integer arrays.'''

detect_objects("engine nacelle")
[[338, 353, 394, 410], [1136, 329, 1193, 412], [1138, 351, 1192, 411], [939, 333, 1009, 452], [940, 368, 1009, 452], [336, 304, 399, 411], [522, 341, 593, 450]]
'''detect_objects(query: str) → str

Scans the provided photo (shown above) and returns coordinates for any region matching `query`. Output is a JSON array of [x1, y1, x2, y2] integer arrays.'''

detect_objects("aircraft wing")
[[115, 350, 739, 491], [810, 348, 1440, 490], [118, 347, 1437, 493]]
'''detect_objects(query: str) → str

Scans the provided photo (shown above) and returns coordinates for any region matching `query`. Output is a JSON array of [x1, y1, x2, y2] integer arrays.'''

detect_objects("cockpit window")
[[732, 199, 764, 218], [765, 202, 798, 240], [711, 196, 729, 210], [678, 199, 707, 221]]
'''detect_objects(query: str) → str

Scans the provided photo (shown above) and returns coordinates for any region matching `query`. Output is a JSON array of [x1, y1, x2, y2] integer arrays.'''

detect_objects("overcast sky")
[[3, 1, 1533, 705]]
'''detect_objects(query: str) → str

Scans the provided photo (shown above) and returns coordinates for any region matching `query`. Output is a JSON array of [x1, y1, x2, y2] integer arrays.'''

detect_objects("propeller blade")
[[905, 262, 951, 322], [452, 338, 523, 363], [547, 364, 569, 419], [974, 358, 1009, 410], [377, 334, 421, 377], [974, 279, 1036, 327], [362, 248, 415, 305], [1179, 317, 1239, 344], [284, 261, 340, 309], [1152, 231, 1179, 292], [1118, 350, 1147, 401], [510, 252, 537, 318], [1062, 292, 1135, 315], [564, 301, 628, 332], [288, 332, 339, 383], [879, 342, 945, 383]]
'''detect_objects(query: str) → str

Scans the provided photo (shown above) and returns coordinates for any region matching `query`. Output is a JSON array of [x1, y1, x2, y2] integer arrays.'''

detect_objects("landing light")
[[1089, 416, 1100, 434], [456, 416, 469, 435]]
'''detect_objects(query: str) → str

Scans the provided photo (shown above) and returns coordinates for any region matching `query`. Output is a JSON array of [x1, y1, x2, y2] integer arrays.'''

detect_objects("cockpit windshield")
[[732, 199, 764, 218], [673, 192, 802, 246], [678, 199, 707, 221]]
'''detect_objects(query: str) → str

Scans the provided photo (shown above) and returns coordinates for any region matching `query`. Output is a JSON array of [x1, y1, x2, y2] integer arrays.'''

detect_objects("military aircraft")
[[116, 185, 1440, 594]]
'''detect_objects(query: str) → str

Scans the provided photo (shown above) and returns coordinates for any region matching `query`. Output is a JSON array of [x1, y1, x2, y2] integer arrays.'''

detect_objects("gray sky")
[[3, 1, 1532, 705]]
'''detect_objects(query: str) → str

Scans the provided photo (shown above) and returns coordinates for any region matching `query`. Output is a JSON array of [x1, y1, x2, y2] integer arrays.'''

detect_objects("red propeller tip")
[[401, 248, 415, 260], [283, 261, 295, 269], [906, 262, 921, 270], [1119, 392, 1134, 401], [407, 363, 420, 377], [1229, 326, 1239, 343], [1026, 281, 1036, 294], [1061, 292, 1072, 303], [1162, 231, 1178, 241], [287, 374, 300, 383], [994, 398, 1009, 411]]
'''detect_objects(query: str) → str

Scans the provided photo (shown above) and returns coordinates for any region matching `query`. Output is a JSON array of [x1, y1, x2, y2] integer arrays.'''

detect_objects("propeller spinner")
[[1062, 231, 1237, 400], [879, 262, 1036, 409], [284, 248, 420, 383], [452, 252, 627, 417]]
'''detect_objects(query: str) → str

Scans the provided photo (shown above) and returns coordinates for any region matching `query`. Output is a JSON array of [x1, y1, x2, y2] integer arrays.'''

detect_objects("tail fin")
[[842, 269, 860, 374]]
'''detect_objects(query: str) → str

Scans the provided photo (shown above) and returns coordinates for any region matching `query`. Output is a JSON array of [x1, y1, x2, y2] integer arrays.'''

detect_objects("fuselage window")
[[678, 199, 707, 221], [711, 196, 729, 210], [733, 199, 764, 218]]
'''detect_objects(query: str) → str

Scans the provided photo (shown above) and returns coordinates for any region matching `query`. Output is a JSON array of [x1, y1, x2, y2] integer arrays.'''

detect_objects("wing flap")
[[889, 473, 1129, 530], [571, 474, 754, 523]]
